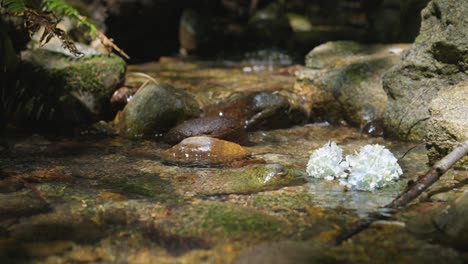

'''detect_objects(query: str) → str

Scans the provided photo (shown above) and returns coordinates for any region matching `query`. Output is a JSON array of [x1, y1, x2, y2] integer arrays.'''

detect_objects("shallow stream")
[[1, 60, 467, 263]]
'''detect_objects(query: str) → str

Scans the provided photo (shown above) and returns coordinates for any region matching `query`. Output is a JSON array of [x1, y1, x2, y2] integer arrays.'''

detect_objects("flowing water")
[[1, 60, 466, 263]]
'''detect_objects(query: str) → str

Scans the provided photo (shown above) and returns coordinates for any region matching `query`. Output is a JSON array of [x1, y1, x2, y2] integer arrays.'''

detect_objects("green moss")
[[27, 51, 126, 96], [201, 202, 281, 234], [217, 164, 305, 194], [252, 193, 313, 209], [164, 202, 283, 239]]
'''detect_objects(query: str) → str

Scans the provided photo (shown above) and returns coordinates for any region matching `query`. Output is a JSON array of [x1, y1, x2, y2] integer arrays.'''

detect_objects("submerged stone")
[[204, 91, 308, 131], [161, 202, 283, 239], [160, 136, 250, 166], [117, 83, 200, 138], [194, 164, 306, 195], [164, 116, 248, 145]]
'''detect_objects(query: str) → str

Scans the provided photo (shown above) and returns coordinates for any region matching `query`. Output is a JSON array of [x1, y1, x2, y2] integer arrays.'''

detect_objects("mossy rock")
[[101, 172, 182, 205], [161, 201, 284, 240], [117, 83, 200, 138], [6, 49, 126, 128], [194, 164, 306, 195]]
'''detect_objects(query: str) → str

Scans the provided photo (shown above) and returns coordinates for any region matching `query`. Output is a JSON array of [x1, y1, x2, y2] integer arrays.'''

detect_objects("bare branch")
[[387, 139, 468, 208]]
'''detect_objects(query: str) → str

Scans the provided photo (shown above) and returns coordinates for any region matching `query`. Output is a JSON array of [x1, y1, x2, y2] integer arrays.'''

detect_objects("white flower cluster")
[[306, 142, 346, 181], [306, 142, 403, 191]]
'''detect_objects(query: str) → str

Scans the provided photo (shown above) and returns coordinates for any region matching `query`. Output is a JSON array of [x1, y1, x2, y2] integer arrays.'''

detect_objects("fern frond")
[[40, 0, 96, 35], [1, 0, 26, 15]]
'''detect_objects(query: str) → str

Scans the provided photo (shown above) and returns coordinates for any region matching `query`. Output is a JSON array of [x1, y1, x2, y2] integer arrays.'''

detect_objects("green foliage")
[[1, 0, 26, 14], [1, 0, 128, 58], [41, 0, 96, 35]]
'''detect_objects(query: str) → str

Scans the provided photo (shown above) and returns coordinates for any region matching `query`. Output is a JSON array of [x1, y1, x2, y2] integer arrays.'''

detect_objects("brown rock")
[[164, 116, 248, 145], [160, 136, 250, 166]]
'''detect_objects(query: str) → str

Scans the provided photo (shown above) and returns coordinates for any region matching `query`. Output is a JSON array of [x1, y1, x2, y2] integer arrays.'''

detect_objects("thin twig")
[[387, 139, 468, 208], [398, 142, 425, 160]]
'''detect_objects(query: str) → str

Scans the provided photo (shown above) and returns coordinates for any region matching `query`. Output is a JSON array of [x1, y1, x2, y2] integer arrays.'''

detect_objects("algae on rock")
[[5, 49, 126, 128]]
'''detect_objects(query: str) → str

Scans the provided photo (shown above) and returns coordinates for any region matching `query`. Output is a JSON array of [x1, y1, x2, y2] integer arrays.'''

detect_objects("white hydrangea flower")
[[306, 142, 346, 180], [342, 144, 403, 191]]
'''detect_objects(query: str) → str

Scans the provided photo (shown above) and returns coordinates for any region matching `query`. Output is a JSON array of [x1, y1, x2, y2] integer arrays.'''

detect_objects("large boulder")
[[116, 83, 199, 138], [425, 81, 468, 169], [5, 49, 126, 130], [295, 41, 409, 127], [382, 0, 468, 141]]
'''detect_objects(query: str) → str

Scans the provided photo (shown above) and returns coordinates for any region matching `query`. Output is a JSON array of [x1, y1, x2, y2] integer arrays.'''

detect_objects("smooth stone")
[[204, 91, 307, 131], [117, 83, 200, 138], [160, 136, 250, 166], [164, 116, 248, 145]]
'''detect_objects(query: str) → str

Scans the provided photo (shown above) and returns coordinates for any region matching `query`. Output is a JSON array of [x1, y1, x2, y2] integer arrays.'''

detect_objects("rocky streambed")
[[1, 57, 467, 264]]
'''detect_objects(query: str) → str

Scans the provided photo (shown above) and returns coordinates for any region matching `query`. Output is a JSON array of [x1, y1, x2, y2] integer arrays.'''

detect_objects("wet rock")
[[382, 0, 468, 141], [204, 91, 308, 131], [425, 81, 468, 169], [164, 116, 248, 145], [433, 191, 468, 249], [110, 86, 139, 111], [296, 41, 410, 127], [160, 136, 250, 167], [190, 164, 305, 197], [362, 119, 385, 137], [101, 173, 181, 204], [194, 164, 306, 195], [117, 83, 200, 138], [8, 211, 104, 243], [5, 49, 126, 129], [161, 202, 283, 239], [234, 240, 324, 264]]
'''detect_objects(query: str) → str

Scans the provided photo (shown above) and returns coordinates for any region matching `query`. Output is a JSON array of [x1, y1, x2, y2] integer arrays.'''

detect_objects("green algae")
[[194, 164, 306, 196], [226, 165, 305, 194], [162, 201, 283, 239], [252, 193, 313, 209], [25, 51, 126, 95]]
